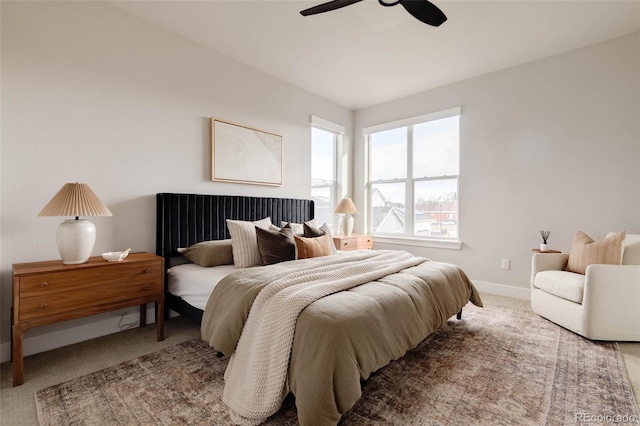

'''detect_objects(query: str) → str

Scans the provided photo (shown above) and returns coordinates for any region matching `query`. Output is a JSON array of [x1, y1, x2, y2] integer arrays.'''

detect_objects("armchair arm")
[[582, 264, 640, 340], [531, 253, 569, 287], [583, 264, 640, 307]]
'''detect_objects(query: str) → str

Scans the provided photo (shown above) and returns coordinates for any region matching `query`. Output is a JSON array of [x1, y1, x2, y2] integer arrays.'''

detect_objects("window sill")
[[373, 235, 462, 250]]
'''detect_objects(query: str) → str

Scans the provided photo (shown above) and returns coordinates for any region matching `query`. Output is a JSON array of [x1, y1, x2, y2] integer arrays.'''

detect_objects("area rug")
[[35, 304, 639, 425]]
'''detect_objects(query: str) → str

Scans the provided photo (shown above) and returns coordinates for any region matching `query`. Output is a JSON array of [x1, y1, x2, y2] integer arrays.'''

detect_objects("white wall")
[[354, 32, 640, 296], [2, 1, 638, 361], [0, 1, 352, 356]]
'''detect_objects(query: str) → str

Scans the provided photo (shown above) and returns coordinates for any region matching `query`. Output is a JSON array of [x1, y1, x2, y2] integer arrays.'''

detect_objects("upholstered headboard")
[[156, 193, 315, 321], [155, 192, 315, 264]]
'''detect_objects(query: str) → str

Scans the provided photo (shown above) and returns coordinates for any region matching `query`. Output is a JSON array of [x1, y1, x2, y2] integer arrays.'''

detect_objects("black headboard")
[[155, 193, 314, 322], [156, 193, 315, 261]]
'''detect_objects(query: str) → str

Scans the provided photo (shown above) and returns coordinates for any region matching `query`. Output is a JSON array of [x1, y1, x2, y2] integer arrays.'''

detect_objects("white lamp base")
[[56, 219, 96, 264], [343, 214, 354, 236]]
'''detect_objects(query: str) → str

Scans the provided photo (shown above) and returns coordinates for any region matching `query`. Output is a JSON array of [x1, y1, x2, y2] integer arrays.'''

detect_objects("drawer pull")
[[143, 268, 151, 274], [143, 286, 151, 290], [39, 303, 48, 310], [40, 282, 49, 288]]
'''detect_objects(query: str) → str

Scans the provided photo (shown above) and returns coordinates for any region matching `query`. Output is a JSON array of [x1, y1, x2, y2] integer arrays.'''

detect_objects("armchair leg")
[[457, 310, 462, 320]]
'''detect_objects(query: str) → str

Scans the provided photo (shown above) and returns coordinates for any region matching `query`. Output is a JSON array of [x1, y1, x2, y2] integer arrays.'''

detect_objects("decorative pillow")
[[303, 221, 325, 238], [319, 223, 337, 254], [256, 225, 296, 265], [301, 221, 338, 254], [281, 219, 317, 236], [294, 234, 333, 259], [177, 239, 234, 267], [566, 231, 625, 275], [226, 217, 272, 268]]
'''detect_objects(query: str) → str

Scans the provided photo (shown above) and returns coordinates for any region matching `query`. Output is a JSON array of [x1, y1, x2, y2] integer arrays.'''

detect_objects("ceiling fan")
[[300, 0, 447, 27]]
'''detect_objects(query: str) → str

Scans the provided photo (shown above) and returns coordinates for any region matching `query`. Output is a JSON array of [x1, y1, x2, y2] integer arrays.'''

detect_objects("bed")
[[156, 192, 483, 426]]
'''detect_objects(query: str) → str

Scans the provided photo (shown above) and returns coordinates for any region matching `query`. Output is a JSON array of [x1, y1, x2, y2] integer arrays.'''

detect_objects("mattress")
[[167, 263, 238, 310]]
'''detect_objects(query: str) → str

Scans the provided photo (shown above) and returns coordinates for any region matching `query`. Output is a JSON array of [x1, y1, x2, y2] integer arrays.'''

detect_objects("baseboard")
[[0, 307, 157, 364], [472, 280, 531, 301]]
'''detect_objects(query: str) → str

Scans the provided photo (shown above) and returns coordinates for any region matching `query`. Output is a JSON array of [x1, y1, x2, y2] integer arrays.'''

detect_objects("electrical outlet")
[[501, 259, 510, 270]]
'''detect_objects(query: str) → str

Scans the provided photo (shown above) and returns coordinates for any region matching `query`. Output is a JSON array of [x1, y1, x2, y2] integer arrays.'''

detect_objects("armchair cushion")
[[566, 231, 625, 274], [533, 270, 585, 304]]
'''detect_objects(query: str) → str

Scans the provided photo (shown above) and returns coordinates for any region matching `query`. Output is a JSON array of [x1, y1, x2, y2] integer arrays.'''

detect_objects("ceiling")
[[111, 0, 640, 110]]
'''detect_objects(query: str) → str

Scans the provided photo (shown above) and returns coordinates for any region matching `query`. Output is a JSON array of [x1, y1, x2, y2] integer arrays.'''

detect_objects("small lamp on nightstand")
[[335, 197, 358, 236], [38, 182, 112, 264]]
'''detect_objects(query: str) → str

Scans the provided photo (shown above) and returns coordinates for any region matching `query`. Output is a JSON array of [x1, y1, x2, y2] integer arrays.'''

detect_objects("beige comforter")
[[202, 250, 483, 426]]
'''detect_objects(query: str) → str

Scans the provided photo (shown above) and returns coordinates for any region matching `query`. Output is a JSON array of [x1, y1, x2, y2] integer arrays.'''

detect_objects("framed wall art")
[[211, 118, 283, 186]]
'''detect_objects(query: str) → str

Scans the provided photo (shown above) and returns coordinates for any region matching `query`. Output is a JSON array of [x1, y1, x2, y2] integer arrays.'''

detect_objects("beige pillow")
[[226, 217, 272, 268], [294, 234, 333, 259], [256, 225, 296, 265], [177, 239, 234, 267], [302, 221, 338, 254], [566, 231, 625, 274]]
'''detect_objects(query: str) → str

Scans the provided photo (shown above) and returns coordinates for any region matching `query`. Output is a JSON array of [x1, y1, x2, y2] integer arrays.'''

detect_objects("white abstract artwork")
[[211, 118, 282, 186]]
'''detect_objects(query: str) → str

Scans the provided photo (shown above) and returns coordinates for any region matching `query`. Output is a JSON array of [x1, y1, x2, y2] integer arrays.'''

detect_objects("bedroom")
[[1, 0, 639, 424]]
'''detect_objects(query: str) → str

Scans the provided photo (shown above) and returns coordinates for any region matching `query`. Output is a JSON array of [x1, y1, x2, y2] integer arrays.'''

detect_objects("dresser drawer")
[[357, 236, 373, 249], [19, 279, 162, 321], [336, 237, 358, 250], [19, 261, 161, 298], [333, 234, 374, 251]]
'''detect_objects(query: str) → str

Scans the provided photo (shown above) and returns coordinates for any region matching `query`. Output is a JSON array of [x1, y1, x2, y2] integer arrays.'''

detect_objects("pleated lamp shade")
[[334, 198, 358, 236], [39, 183, 112, 264], [334, 198, 358, 215], [38, 183, 112, 218]]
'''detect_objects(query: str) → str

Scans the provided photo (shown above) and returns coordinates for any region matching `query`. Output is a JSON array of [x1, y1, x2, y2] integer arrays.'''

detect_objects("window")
[[365, 107, 460, 240], [310, 116, 344, 231]]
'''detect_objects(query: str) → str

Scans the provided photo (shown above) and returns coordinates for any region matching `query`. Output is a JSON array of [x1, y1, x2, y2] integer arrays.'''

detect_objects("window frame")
[[364, 107, 461, 248], [310, 116, 344, 232]]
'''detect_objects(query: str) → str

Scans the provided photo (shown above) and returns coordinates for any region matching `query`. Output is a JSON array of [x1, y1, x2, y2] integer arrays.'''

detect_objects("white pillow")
[[320, 223, 338, 254], [227, 217, 272, 268]]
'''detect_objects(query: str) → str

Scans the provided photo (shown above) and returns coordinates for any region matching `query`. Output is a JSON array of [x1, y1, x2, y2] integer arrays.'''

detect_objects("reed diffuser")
[[540, 230, 551, 252]]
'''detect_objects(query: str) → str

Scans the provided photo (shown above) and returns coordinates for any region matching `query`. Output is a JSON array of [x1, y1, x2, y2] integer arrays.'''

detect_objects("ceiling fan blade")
[[399, 0, 447, 26], [300, 0, 364, 16]]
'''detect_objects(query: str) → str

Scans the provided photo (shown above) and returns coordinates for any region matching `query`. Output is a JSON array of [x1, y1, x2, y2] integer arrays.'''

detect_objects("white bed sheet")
[[167, 263, 238, 311]]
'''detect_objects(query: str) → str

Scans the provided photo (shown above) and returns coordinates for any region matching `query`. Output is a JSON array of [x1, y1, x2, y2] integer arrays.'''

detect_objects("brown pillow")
[[294, 234, 333, 259], [255, 225, 296, 265], [303, 221, 326, 238], [566, 231, 625, 274], [177, 239, 234, 267]]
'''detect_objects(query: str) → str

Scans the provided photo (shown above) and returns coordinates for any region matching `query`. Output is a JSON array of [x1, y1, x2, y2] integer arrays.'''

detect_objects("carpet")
[[35, 304, 639, 425]]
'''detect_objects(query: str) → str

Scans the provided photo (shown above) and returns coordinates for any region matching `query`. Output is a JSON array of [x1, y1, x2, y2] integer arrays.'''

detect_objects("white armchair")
[[530, 233, 640, 341]]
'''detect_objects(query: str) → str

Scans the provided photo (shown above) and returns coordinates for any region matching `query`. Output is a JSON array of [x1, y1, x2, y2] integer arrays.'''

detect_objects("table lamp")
[[334, 197, 358, 236], [38, 183, 112, 264]]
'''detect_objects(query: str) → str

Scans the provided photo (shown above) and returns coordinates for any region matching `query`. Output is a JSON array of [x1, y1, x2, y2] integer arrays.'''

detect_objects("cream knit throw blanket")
[[222, 250, 426, 425]]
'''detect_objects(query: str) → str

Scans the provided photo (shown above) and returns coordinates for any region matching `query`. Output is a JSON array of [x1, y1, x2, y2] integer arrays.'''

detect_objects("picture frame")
[[211, 118, 283, 186]]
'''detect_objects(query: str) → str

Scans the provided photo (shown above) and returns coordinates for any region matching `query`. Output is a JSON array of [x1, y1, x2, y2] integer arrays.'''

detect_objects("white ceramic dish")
[[102, 251, 130, 262]]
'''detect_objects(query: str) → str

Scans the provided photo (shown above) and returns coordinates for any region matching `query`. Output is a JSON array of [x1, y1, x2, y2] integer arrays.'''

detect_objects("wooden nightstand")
[[333, 234, 373, 251], [11, 252, 164, 386]]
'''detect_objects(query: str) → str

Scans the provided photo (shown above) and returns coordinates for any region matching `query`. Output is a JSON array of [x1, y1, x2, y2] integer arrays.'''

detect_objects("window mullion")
[[413, 175, 459, 183], [368, 178, 406, 185], [405, 126, 414, 237]]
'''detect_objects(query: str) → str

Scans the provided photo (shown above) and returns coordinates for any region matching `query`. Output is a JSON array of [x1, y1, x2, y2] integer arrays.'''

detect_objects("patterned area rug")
[[35, 305, 639, 425]]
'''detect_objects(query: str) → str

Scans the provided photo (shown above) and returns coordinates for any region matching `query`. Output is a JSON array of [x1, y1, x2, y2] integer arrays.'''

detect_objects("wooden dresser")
[[333, 234, 374, 251], [11, 252, 164, 386]]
